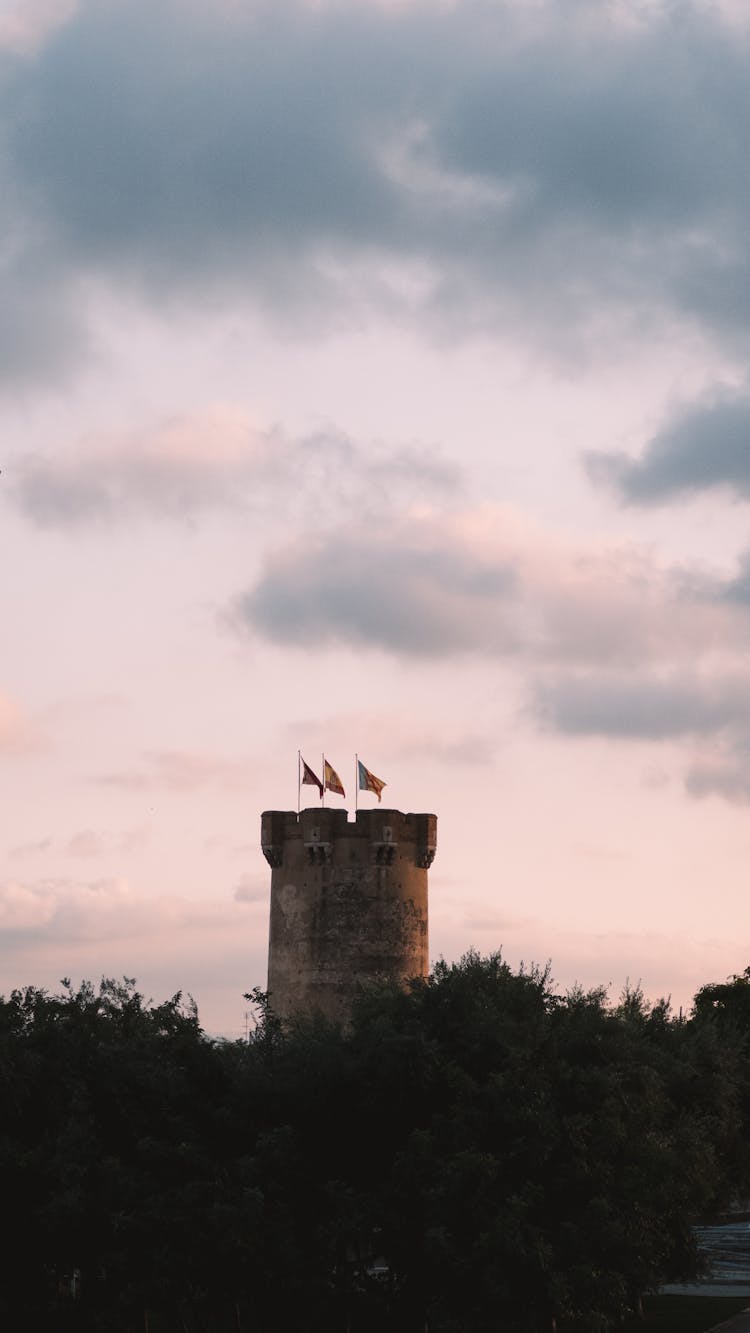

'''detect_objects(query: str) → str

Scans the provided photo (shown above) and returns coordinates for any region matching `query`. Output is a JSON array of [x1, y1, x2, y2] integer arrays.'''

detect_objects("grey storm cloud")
[[725, 552, 750, 604], [4, 0, 750, 381], [236, 514, 744, 662], [587, 393, 750, 505], [533, 673, 750, 740], [238, 530, 519, 657]]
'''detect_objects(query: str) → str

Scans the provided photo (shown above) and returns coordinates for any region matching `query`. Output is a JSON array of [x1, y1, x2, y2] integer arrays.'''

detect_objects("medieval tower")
[[262, 806, 437, 1022]]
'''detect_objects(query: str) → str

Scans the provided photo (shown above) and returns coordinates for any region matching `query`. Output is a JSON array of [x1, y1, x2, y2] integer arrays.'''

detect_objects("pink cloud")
[[284, 710, 496, 766], [97, 750, 255, 793], [64, 826, 150, 858], [0, 0, 78, 55], [240, 503, 747, 668], [233, 873, 267, 904], [13, 408, 456, 528], [0, 875, 266, 1034], [0, 691, 44, 755], [9, 837, 53, 860]]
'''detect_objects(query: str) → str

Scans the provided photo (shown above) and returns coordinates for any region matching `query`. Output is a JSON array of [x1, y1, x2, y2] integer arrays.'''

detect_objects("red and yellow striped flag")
[[324, 759, 345, 797]]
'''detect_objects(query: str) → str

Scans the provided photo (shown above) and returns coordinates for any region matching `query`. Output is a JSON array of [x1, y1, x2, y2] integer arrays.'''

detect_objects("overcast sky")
[[3, 0, 750, 1034]]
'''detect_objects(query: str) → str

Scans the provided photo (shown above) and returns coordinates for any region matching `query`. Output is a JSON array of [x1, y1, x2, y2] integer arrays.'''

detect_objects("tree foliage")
[[0, 957, 747, 1331]]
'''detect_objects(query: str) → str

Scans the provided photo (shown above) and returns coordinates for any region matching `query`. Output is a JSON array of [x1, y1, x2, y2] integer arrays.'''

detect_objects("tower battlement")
[[262, 806, 437, 1022], [261, 808, 437, 870]]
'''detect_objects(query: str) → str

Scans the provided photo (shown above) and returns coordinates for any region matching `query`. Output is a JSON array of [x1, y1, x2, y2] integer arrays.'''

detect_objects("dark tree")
[[0, 957, 746, 1331]]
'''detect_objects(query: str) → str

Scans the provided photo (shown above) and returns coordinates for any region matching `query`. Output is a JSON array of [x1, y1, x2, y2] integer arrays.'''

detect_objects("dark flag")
[[301, 757, 323, 797]]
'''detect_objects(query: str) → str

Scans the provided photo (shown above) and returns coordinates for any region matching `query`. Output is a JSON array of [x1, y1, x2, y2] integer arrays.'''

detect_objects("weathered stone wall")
[[261, 807, 436, 1022]]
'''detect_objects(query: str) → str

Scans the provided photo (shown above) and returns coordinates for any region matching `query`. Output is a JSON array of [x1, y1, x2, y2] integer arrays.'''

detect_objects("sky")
[[2, 0, 750, 1035]]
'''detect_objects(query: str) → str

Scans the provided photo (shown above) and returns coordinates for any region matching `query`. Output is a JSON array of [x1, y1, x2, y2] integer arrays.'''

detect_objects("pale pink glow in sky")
[[0, 0, 78, 54], [3, 0, 750, 1034]]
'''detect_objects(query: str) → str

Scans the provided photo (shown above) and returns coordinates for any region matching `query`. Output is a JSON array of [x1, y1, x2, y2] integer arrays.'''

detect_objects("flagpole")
[[321, 753, 325, 807], [297, 750, 301, 816], [355, 753, 358, 813]]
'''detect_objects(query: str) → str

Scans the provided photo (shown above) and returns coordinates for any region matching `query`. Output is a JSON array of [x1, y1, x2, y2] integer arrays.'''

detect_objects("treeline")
[[2, 955, 750, 1333]]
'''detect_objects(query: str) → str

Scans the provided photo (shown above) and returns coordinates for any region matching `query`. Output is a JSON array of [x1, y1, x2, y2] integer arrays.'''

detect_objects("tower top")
[[261, 807, 437, 870]]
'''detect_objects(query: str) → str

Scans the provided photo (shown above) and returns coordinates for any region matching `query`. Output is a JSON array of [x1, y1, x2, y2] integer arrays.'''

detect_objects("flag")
[[301, 757, 323, 797], [358, 759, 386, 803], [324, 759, 345, 797]]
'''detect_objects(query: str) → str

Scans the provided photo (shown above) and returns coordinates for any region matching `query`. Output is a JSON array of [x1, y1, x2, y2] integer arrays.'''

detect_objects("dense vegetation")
[[2, 955, 750, 1332]]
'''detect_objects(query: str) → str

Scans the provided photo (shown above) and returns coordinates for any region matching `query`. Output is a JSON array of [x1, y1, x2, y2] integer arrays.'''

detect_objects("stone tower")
[[261, 806, 437, 1022]]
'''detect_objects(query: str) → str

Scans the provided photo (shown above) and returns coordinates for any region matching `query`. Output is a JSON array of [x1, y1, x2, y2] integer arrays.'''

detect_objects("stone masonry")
[[261, 807, 437, 1022]]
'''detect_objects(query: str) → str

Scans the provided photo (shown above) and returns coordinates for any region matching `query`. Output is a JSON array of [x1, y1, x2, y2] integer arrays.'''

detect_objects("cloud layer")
[[5, 1, 750, 382], [533, 672, 750, 740], [96, 750, 255, 793], [588, 391, 750, 505], [10, 409, 457, 526], [234, 503, 750, 804], [0, 691, 42, 754], [0, 873, 268, 1034], [237, 506, 743, 664]]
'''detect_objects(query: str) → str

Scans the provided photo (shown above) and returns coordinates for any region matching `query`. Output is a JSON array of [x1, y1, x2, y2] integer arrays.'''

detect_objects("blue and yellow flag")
[[358, 759, 386, 803]]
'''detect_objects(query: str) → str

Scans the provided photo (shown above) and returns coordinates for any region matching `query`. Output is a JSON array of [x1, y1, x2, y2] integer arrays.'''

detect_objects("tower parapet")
[[262, 808, 436, 1022]]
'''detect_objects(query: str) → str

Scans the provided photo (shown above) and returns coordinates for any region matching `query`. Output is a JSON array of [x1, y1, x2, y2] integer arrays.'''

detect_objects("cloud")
[[8, 827, 149, 861], [284, 711, 497, 767], [65, 830, 108, 858], [533, 671, 750, 739], [686, 749, 750, 804], [0, 874, 268, 1034], [238, 509, 750, 806], [203, 836, 257, 860], [0, 254, 91, 388], [4, 1, 750, 381], [724, 553, 750, 604], [9, 837, 53, 860], [395, 730, 496, 766], [239, 518, 519, 657], [65, 826, 150, 858], [235, 505, 739, 664], [96, 749, 255, 793], [0, 691, 43, 755], [0, 871, 250, 949], [233, 873, 267, 904], [530, 665, 750, 806], [0, 0, 79, 56], [587, 390, 750, 505], [9, 408, 458, 527], [0, 875, 132, 934]]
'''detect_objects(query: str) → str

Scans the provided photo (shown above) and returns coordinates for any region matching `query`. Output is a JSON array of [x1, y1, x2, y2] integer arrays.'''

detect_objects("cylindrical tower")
[[261, 807, 437, 1022]]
